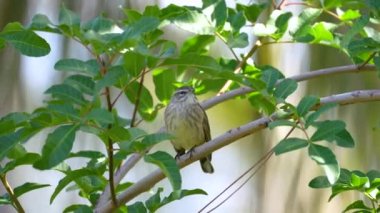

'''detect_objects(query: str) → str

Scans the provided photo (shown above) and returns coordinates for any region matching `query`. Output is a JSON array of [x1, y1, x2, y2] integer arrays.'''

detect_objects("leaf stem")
[[0, 174, 25, 213]]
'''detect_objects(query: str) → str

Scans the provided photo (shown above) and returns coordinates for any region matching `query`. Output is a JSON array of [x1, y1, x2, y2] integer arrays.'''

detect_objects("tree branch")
[[202, 64, 376, 109], [96, 89, 380, 213], [95, 64, 376, 209]]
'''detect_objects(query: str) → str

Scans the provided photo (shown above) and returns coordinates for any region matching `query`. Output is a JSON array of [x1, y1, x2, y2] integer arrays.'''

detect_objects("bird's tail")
[[200, 154, 214, 173]]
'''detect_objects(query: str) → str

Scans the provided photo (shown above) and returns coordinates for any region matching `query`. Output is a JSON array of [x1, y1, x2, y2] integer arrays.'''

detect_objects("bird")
[[164, 86, 214, 173]]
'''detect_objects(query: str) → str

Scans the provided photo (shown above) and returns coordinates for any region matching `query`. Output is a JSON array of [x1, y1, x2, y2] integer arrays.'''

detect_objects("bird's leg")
[[187, 146, 198, 159], [175, 148, 186, 160]]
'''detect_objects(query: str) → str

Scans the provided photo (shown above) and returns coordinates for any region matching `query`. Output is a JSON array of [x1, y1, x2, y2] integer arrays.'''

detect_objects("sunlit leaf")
[[153, 68, 176, 104], [308, 144, 340, 184]]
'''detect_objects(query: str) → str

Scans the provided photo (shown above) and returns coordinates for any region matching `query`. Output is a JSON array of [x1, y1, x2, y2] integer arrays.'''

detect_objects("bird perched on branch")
[[164, 86, 214, 173]]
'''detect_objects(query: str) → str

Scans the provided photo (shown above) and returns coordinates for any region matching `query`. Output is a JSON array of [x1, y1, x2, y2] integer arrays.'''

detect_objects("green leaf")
[[273, 79, 298, 100], [339, 9, 361, 21], [296, 96, 319, 117], [153, 68, 175, 104], [0, 195, 11, 205], [13, 182, 50, 198], [34, 125, 79, 169], [50, 168, 99, 203], [162, 53, 223, 74], [123, 51, 146, 77], [273, 11, 292, 40], [95, 65, 127, 92], [0, 23, 50, 56], [83, 16, 114, 32], [304, 103, 337, 128], [308, 144, 340, 184], [145, 187, 207, 212], [2, 153, 40, 174], [104, 126, 131, 142], [308, 176, 331, 188], [374, 56, 380, 78], [86, 108, 114, 125], [59, 6, 80, 27], [203, 0, 227, 29], [350, 173, 369, 188], [290, 8, 323, 42], [54, 59, 98, 76], [122, 16, 160, 40], [29, 14, 56, 32], [144, 151, 181, 191], [342, 200, 371, 213], [64, 75, 95, 95], [163, 5, 214, 35], [268, 120, 297, 129], [45, 84, 87, 106], [63, 204, 93, 213], [69, 151, 105, 159], [341, 15, 370, 48], [226, 32, 249, 48], [124, 81, 155, 121], [252, 23, 277, 37], [142, 132, 173, 147], [310, 120, 346, 142], [127, 202, 147, 213], [236, 3, 267, 23], [228, 10, 245, 33], [261, 66, 284, 92], [326, 129, 355, 148], [0, 132, 20, 161], [181, 34, 215, 55], [310, 22, 335, 43], [274, 138, 309, 155]]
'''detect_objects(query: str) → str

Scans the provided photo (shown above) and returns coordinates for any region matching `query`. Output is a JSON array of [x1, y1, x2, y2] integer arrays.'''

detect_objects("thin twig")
[[276, 0, 287, 9], [130, 68, 146, 127], [215, 32, 240, 61], [204, 123, 297, 212], [0, 175, 25, 213], [206, 150, 274, 213], [199, 148, 274, 213], [358, 52, 376, 70], [98, 57, 118, 207]]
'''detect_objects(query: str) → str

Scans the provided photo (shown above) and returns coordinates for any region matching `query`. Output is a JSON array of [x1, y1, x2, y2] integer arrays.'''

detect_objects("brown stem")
[[100, 58, 118, 207], [358, 52, 376, 70], [0, 175, 25, 213], [130, 69, 146, 127], [217, 40, 262, 95]]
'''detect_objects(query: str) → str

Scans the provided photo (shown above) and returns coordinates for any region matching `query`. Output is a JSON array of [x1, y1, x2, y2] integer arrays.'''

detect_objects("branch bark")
[[95, 64, 377, 210], [95, 89, 380, 213]]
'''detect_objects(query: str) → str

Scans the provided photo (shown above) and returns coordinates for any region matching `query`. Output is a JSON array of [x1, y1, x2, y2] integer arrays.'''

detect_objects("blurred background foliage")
[[0, 0, 379, 212]]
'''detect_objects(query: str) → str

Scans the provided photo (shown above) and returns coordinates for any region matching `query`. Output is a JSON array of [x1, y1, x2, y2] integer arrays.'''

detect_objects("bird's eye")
[[179, 91, 187, 95]]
